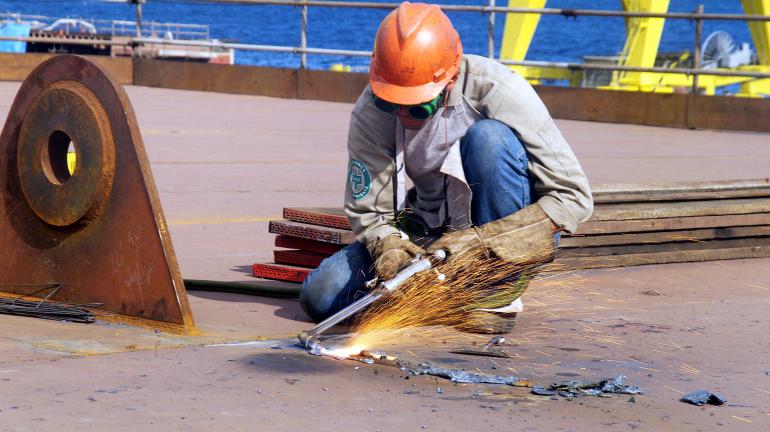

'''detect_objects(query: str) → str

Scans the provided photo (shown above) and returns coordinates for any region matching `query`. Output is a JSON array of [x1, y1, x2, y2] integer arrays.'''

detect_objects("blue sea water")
[[0, 0, 756, 70]]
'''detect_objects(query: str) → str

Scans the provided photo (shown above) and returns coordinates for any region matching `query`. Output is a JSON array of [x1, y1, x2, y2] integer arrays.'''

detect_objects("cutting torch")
[[298, 249, 447, 352]]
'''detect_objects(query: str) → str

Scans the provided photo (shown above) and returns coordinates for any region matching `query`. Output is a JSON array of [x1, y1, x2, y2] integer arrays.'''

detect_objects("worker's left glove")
[[370, 234, 425, 280], [427, 204, 556, 266]]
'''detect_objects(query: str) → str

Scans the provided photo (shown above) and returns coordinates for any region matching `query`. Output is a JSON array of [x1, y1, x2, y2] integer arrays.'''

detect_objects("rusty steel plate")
[[0, 55, 195, 332], [17, 81, 116, 226]]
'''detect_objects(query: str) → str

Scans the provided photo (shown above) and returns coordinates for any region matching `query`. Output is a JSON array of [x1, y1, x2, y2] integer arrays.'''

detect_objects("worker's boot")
[[455, 310, 517, 334], [455, 277, 528, 335]]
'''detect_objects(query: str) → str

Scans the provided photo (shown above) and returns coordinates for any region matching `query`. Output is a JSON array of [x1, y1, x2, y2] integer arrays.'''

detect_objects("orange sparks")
[[345, 246, 565, 351]]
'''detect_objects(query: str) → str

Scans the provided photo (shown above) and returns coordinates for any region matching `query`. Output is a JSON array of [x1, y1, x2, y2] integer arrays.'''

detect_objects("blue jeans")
[[299, 120, 534, 322]]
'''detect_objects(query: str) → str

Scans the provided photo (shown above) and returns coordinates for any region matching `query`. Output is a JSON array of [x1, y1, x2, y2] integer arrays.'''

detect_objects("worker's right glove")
[[427, 204, 556, 267], [369, 234, 425, 280]]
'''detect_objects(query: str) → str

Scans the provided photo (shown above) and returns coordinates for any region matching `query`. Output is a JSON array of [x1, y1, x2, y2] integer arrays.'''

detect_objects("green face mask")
[[371, 91, 445, 120]]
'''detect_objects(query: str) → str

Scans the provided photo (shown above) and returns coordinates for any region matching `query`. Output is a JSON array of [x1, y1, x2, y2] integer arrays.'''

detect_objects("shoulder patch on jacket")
[[348, 159, 371, 200]]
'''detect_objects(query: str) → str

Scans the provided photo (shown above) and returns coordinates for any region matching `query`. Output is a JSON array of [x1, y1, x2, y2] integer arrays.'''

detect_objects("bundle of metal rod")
[[0, 283, 97, 323], [252, 179, 770, 282], [0, 298, 96, 323]]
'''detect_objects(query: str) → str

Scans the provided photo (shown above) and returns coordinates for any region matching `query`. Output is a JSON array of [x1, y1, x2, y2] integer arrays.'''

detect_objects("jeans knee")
[[462, 120, 526, 176], [299, 241, 373, 322], [299, 275, 327, 323], [299, 261, 349, 322]]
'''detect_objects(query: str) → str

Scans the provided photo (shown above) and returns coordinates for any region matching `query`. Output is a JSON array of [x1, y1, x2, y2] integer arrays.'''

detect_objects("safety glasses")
[[371, 91, 445, 120]]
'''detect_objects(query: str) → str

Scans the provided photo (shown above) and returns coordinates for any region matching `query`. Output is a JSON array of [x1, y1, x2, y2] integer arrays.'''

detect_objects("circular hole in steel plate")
[[42, 130, 76, 185]]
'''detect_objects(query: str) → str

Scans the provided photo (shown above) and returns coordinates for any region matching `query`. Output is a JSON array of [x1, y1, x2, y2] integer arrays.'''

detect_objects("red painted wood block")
[[252, 263, 311, 283], [275, 235, 344, 255], [274, 249, 328, 268], [283, 207, 351, 230], [269, 220, 355, 244]]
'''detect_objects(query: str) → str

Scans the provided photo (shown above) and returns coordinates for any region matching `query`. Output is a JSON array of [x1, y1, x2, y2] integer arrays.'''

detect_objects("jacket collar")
[[445, 56, 468, 107]]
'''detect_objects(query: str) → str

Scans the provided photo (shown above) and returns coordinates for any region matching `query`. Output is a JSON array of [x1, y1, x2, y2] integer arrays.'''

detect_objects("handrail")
[[501, 60, 770, 79], [199, 0, 770, 22], [2, 34, 769, 81], [133, 36, 373, 56]]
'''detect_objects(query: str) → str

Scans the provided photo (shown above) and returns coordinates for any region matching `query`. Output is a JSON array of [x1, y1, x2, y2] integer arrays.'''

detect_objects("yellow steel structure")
[[744, 0, 770, 64], [499, 0, 574, 84], [499, 0, 546, 62], [612, 0, 669, 89], [500, 0, 770, 97], [740, 0, 770, 96]]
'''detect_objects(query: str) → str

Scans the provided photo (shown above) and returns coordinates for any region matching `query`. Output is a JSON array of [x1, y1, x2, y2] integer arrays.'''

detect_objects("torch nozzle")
[[298, 331, 323, 354]]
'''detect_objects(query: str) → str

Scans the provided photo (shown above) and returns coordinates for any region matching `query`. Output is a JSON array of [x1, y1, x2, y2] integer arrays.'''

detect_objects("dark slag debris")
[[680, 390, 727, 406], [531, 375, 643, 399], [531, 386, 557, 396], [404, 362, 521, 385]]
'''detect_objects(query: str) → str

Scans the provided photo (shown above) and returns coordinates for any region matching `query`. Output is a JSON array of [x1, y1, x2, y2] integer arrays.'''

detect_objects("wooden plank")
[[592, 179, 770, 204], [575, 213, 770, 235], [275, 235, 344, 255], [269, 220, 356, 244], [557, 237, 770, 258], [282, 196, 770, 233], [594, 188, 770, 204], [548, 245, 770, 272], [560, 225, 770, 248], [274, 250, 328, 268], [283, 207, 351, 230], [252, 263, 311, 283], [590, 198, 770, 221]]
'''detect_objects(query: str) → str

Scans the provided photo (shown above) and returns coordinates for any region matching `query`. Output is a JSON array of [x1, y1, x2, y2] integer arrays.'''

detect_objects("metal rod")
[[134, 1, 144, 58], [300, 1, 308, 68], [488, 0, 495, 59], [692, 4, 704, 95], [130, 36, 373, 56], [135, 1, 143, 39], [190, 0, 770, 22], [501, 59, 770, 79]]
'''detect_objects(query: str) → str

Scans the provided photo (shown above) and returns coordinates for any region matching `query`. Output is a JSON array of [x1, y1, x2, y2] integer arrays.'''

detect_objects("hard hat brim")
[[369, 73, 450, 106]]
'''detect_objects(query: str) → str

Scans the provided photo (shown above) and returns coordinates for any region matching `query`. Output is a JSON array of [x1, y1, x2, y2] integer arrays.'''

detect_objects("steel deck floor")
[[0, 82, 768, 431]]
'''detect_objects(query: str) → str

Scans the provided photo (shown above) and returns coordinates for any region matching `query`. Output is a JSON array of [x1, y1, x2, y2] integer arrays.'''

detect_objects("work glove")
[[369, 234, 425, 280], [427, 204, 556, 266]]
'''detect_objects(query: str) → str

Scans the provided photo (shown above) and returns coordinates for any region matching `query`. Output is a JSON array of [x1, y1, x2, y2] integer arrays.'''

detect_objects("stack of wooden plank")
[[252, 180, 770, 282]]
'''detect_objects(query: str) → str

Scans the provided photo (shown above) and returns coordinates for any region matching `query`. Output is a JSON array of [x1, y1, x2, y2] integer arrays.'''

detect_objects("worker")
[[300, 1, 592, 333]]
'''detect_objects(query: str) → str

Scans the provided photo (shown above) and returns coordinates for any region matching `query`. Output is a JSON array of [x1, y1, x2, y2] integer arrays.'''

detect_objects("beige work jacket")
[[344, 54, 593, 251]]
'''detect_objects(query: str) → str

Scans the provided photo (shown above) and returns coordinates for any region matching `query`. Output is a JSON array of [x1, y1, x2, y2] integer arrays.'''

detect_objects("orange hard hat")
[[370, 2, 463, 106]]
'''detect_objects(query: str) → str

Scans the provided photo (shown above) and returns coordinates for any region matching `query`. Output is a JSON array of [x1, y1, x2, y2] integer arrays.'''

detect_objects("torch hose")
[[183, 279, 300, 298]]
